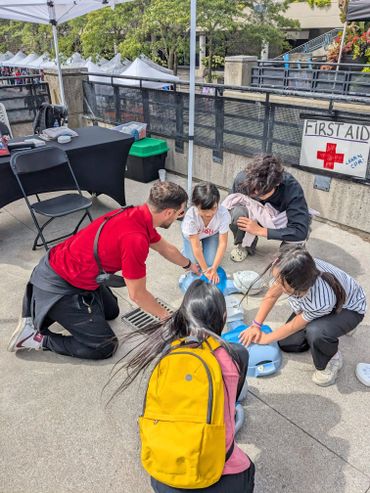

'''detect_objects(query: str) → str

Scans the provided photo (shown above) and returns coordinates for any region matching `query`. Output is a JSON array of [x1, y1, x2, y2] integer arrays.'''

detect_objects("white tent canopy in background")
[[0, 51, 14, 63], [41, 59, 57, 69], [113, 57, 179, 88], [0, 0, 133, 24], [0, 0, 197, 196], [0, 0, 135, 105], [100, 53, 129, 73], [86, 60, 111, 83], [1, 50, 26, 67], [17, 53, 39, 68], [139, 54, 173, 75], [64, 52, 86, 68], [28, 53, 50, 69]]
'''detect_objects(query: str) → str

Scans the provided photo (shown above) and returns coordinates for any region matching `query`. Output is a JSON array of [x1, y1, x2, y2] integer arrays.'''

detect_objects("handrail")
[[86, 72, 370, 104], [275, 27, 341, 60]]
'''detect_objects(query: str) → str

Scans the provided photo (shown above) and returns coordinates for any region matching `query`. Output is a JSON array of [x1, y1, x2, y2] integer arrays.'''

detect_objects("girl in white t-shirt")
[[182, 182, 231, 284]]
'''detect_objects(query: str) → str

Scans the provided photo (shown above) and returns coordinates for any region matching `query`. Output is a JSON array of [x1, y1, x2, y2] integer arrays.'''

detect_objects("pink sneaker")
[[7, 317, 44, 352]]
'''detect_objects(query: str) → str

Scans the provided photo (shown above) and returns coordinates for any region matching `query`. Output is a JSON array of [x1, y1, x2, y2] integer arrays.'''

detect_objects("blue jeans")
[[182, 234, 219, 267]]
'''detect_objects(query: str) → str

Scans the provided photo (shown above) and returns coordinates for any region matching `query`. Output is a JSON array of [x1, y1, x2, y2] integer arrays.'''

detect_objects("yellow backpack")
[[138, 336, 232, 489]]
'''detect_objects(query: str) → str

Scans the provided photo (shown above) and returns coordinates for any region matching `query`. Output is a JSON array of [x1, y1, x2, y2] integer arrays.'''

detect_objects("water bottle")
[[53, 118, 59, 128]]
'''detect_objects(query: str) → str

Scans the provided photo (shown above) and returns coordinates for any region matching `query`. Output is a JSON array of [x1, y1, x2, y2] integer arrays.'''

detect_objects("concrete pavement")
[[0, 174, 369, 493]]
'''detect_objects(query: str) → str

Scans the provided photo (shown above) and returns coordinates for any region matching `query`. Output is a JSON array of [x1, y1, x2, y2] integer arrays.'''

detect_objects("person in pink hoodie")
[[112, 280, 255, 493]]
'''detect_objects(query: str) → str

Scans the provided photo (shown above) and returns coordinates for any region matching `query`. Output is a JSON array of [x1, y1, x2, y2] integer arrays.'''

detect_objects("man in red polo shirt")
[[8, 182, 199, 360]]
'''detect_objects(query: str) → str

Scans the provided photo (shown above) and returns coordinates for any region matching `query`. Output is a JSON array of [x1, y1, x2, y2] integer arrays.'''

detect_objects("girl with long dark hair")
[[111, 280, 255, 493], [240, 246, 367, 387]]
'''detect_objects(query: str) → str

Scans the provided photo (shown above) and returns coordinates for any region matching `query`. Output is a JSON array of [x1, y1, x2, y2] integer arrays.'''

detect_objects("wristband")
[[253, 320, 262, 328], [182, 258, 192, 270]]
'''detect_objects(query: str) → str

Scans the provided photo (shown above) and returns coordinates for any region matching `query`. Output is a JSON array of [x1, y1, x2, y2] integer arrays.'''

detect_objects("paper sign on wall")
[[299, 119, 370, 179]]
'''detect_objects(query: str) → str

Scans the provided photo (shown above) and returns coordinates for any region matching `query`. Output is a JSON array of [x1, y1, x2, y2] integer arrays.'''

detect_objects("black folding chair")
[[10, 146, 93, 251]]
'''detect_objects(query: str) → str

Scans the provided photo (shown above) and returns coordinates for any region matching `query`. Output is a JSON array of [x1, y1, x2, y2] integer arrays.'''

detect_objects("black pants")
[[229, 205, 310, 249], [41, 286, 119, 360], [151, 462, 255, 493], [279, 310, 364, 370], [229, 342, 249, 400], [229, 206, 258, 254]]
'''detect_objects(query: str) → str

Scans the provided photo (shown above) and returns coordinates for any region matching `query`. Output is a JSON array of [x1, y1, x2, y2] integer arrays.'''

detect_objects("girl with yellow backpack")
[[114, 279, 255, 492]]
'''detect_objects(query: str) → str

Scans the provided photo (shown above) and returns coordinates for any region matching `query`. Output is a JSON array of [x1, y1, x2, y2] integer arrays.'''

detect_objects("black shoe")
[[246, 236, 258, 256]]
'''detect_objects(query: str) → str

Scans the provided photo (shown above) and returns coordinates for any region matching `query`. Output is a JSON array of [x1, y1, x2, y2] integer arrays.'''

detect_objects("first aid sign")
[[300, 119, 370, 179]]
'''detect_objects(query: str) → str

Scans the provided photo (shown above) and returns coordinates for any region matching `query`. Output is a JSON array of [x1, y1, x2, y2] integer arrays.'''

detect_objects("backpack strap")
[[204, 336, 221, 352], [93, 206, 133, 277], [225, 441, 234, 462]]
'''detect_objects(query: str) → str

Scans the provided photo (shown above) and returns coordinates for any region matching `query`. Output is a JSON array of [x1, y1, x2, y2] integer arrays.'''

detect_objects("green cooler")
[[126, 137, 169, 183]]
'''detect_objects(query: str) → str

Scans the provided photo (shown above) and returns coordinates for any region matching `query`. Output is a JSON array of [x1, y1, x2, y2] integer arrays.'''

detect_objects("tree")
[[242, 0, 299, 57], [142, 0, 190, 73], [198, 0, 248, 82], [58, 18, 85, 57], [81, 2, 148, 60], [0, 20, 24, 53], [306, 0, 331, 7]]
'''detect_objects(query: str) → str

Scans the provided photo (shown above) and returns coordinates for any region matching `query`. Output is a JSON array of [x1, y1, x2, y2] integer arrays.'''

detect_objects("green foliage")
[[306, 0, 331, 7], [197, 0, 247, 81], [0, 0, 313, 77], [141, 0, 190, 73], [202, 55, 225, 69], [223, 0, 298, 62], [0, 20, 24, 53]]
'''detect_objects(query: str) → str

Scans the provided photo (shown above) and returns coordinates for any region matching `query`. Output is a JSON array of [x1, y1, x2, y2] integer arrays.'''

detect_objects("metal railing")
[[251, 60, 370, 97], [83, 73, 370, 184], [0, 75, 50, 125], [276, 28, 342, 60]]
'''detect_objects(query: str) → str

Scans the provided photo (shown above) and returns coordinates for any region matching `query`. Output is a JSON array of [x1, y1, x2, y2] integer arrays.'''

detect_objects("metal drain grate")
[[121, 299, 174, 330]]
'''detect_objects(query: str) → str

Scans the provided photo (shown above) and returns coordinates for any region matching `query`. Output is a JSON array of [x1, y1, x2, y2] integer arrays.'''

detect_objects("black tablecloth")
[[0, 126, 133, 208]]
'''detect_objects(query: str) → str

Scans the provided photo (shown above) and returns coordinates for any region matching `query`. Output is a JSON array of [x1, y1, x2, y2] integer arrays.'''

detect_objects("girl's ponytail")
[[320, 272, 346, 313]]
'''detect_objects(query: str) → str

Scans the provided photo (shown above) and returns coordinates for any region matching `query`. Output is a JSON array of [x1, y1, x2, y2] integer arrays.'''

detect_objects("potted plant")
[[324, 27, 370, 71]]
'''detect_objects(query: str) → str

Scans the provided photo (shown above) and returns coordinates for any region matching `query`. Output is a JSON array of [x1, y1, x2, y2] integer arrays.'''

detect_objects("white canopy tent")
[[1, 50, 26, 67], [0, 0, 135, 106], [86, 60, 112, 84], [139, 54, 173, 75], [114, 57, 179, 89], [100, 53, 129, 73], [0, 51, 14, 63], [64, 52, 86, 68], [16, 53, 40, 68], [28, 52, 50, 69], [0, 0, 197, 196]]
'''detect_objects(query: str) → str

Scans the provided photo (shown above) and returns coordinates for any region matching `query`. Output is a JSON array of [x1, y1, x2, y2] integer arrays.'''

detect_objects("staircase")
[[276, 28, 342, 60]]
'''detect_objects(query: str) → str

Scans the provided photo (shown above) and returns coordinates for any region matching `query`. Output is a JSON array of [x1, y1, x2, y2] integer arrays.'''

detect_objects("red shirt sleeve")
[[150, 228, 161, 244], [120, 233, 150, 280]]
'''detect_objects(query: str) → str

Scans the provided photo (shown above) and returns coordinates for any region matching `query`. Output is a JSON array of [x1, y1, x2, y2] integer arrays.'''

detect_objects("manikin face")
[[197, 203, 218, 222], [158, 203, 186, 229]]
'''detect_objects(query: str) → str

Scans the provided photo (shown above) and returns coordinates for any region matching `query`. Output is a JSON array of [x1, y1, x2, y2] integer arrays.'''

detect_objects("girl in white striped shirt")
[[240, 246, 367, 386]]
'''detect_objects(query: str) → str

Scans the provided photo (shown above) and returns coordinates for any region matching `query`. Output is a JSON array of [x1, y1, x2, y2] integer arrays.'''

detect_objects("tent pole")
[[51, 22, 67, 107], [336, 21, 347, 72], [187, 0, 196, 201]]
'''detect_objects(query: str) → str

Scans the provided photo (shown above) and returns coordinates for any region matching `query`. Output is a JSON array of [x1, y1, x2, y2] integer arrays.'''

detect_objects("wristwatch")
[[182, 258, 192, 269]]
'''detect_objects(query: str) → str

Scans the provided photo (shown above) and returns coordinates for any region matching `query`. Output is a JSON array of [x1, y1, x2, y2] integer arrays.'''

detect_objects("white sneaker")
[[312, 351, 343, 387], [7, 317, 44, 352], [230, 245, 248, 262], [355, 363, 370, 387]]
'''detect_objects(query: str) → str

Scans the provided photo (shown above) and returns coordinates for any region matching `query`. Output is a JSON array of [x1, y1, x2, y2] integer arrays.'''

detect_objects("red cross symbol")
[[317, 143, 344, 170]]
